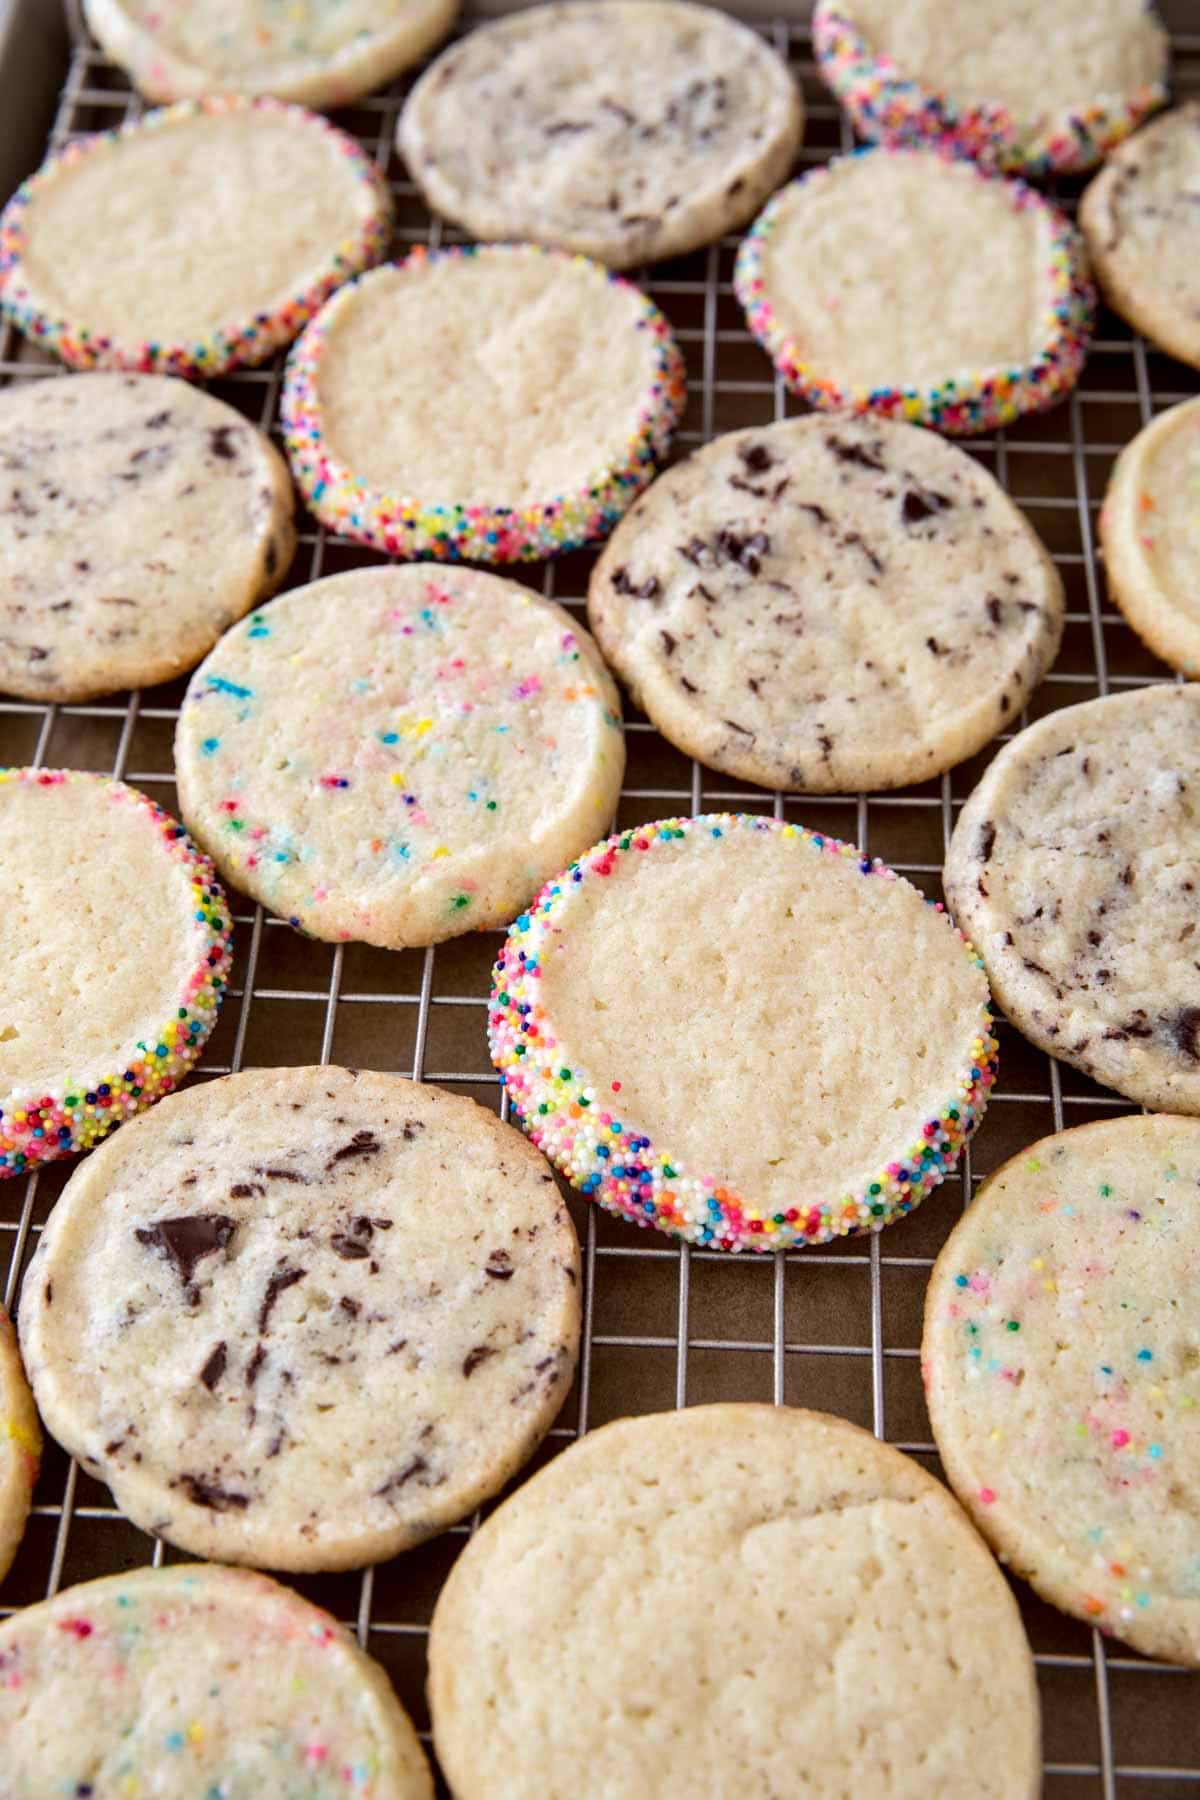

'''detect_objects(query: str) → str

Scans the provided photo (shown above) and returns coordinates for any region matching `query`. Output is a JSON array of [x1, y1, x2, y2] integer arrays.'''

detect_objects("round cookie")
[[1099, 397, 1200, 676], [397, 0, 803, 270], [944, 684, 1200, 1114], [0, 769, 232, 1179], [0, 1301, 39, 1587], [588, 415, 1065, 793], [0, 1562, 433, 1797], [18, 1065, 579, 1572], [0, 97, 391, 378], [1080, 105, 1200, 371], [734, 146, 1095, 434], [490, 814, 997, 1252], [429, 1404, 1041, 1799], [281, 244, 686, 562], [813, 0, 1167, 175], [175, 565, 624, 948], [83, 0, 458, 107], [0, 373, 295, 702], [925, 1114, 1200, 1666]]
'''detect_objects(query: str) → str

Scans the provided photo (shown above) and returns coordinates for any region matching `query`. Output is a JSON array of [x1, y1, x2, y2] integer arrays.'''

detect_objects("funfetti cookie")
[[814, 0, 1167, 175], [735, 146, 1095, 434], [0, 1563, 434, 1798], [0, 98, 391, 378], [0, 373, 295, 702], [588, 415, 1064, 793], [1080, 105, 1200, 371], [0, 1302, 39, 1586], [490, 814, 998, 1253], [1100, 396, 1200, 676], [175, 565, 625, 949], [83, 0, 458, 107], [397, 0, 803, 270], [925, 1113, 1200, 1666], [0, 770, 232, 1179], [944, 685, 1200, 1114], [18, 1066, 580, 1572], [281, 244, 685, 562], [429, 1405, 1041, 1800]]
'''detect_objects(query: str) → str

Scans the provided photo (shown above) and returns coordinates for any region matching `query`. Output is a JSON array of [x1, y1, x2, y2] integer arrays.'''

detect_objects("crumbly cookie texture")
[[490, 814, 997, 1252], [429, 1405, 1040, 1800], [925, 1114, 1200, 1665], [19, 1066, 579, 1572], [0, 1302, 39, 1587], [83, 0, 458, 107], [588, 414, 1064, 792], [175, 564, 624, 949], [814, 0, 1167, 174], [1100, 396, 1200, 676], [282, 244, 686, 562], [397, 0, 803, 269], [735, 146, 1095, 434], [0, 373, 295, 702], [944, 685, 1200, 1113], [0, 769, 232, 1179], [1080, 105, 1200, 370], [0, 1563, 433, 1798], [0, 97, 391, 378]]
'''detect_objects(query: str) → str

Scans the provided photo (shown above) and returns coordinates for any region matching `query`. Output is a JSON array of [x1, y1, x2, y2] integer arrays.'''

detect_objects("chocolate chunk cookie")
[[588, 415, 1064, 792], [18, 1066, 580, 1571], [0, 373, 295, 701], [944, 685, 1200, 1112]]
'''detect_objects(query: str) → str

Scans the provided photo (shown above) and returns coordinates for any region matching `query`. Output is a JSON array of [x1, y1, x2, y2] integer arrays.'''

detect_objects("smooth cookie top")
[[925, 1114, 1200, 1665], [398, 0, 803, 268], [944, 685, 1200, 1113], [0, 372, 295, 702], [429, 1404, 1040, 1800], [0, 97, 391, 377], [490, 814, 997, 1251], [1100, 396, 1200, 677], [175, 564, 625, 948], [588, 414, 1064, 792], [19, 1066, 579, 1571], [0, 1563, 433, 1797], [0, 1301, 40, 1587]]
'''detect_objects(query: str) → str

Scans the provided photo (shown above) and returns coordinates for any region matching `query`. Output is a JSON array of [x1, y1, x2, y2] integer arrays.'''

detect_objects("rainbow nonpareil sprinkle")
[[733, 145, 1095, 436], [489, 814, 999, 1253], [0, 96, 392, 379], [0, 770, 232, 1178], [280, 243, 687, 563]]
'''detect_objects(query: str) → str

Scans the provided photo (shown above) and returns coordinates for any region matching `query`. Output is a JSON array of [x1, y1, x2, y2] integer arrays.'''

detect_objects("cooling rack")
[[2, 4, 1199, 1793]]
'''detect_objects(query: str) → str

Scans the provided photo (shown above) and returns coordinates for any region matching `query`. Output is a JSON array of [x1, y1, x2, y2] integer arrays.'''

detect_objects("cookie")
[[588, 415, 1065, 793], [18, 1065, 579, 1572], [734, 146, 1095, 434], [1080, 105, 1200, 370], [944, 684, 1200, 1113], [1099, 397, 1200, 676], [397, 0, 803, 270], [0, 1562, 433, 1797], [175, 564, 624, 948], [814, 0, 1167, 175], [490, 814, 997, 1252], [281, 244, 685, 562], [83, 0, 458, 107], [0, 1302, 39, 1587], [0, 769, 232, 1178], [0, 97, 391, 378], [925, 1114, 1200, 1665], [429, 1403, 1040, 1799], [0, 373, 295, 703]]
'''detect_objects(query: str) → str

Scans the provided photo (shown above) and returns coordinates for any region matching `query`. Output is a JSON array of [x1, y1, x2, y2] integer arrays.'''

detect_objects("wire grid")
[[2, 7, 1200, 1794]]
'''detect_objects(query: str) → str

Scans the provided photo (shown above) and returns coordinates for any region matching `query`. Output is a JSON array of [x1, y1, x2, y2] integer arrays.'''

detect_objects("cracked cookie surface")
[[18, 1065, 580, 1571]]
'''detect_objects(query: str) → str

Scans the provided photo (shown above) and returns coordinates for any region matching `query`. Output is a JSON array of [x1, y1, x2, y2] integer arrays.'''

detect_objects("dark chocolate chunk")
[[257, 1262, 304, 1334], [611, 566, 661, 601], [826, 434, 884, 472], [463, 1344, 498, 1377], [738, 442, 773, 474], [328, 1129, 380, 1168], [173, 1473, 250, 1511], [199, 1341, 227, 1390], [134, 1214, 236, 1289], [229, 1181, 263, 1199], [986, 595, 1003, 627], [798, 501, 831, 528], [246, 1342, 267, 1386], [486, 1250, 515, 1280], [977, 821, 996, 863], [660, 630, 677, 656], [901, 488, 951, 526], [209, 426, 239, 461], [1170, 1007, 1200, 1063], [375, 1455, 430, 1496], [331, 1234, 371, 1260]]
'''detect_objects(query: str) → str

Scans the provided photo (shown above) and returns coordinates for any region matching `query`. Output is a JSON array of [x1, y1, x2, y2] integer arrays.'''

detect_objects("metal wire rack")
[[2, 5, 1200, 1794]]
